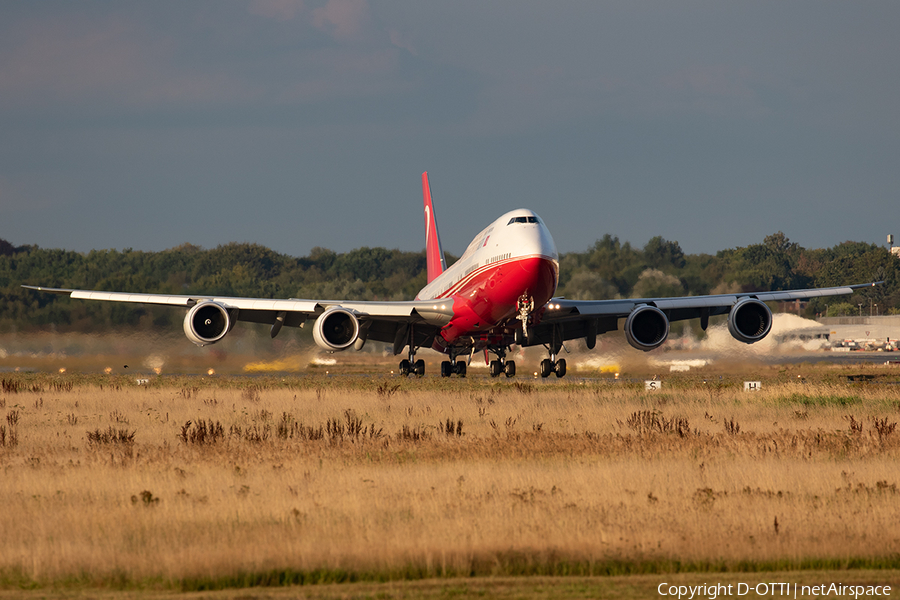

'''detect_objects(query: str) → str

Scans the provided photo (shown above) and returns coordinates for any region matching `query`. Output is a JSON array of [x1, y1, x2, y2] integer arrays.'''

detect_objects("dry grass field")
[[2, 362, 900, 597]]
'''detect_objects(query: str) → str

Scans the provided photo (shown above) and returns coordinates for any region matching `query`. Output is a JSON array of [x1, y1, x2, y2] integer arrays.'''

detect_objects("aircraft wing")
[[525, 282, 881, 348], [22, 286, 452, 352]]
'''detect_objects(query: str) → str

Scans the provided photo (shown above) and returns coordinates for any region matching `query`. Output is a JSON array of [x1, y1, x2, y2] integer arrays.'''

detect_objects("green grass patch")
[[171, 556, 900, 591], [6, 556, 900, 594], [775, 392, 863, 407], [2, 573, 900, 600]]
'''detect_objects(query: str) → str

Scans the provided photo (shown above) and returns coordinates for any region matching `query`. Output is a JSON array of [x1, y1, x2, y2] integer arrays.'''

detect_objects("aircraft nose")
[[529, 219, 558, 260]]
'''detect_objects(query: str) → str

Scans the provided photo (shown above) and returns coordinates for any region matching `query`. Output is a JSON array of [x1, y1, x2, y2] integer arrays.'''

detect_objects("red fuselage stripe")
[[430, 254, 538, 300]]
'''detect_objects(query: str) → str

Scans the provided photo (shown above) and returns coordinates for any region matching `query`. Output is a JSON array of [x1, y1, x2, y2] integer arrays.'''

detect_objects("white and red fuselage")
[[415, 202, 559, 353]]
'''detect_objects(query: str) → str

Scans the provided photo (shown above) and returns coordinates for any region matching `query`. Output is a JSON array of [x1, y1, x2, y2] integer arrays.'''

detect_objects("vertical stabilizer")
[[422, 172, 447, 283]]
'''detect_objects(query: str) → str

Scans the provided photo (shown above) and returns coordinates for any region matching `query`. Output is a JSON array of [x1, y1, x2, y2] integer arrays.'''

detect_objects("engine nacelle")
[[728, 297, 772, 344], [625, 305, 670, 351], [183, 301, 233, 346], [312, 306, 360, 351]]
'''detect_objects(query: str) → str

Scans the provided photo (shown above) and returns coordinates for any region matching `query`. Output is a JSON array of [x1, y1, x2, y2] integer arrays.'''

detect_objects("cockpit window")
[[507, 216, 539, 225]]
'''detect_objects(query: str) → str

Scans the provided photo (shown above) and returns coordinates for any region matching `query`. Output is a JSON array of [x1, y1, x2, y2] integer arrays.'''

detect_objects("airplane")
[[25, 172, 880, 378]]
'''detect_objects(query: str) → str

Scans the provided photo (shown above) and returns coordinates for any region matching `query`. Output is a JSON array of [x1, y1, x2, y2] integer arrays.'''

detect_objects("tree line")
[[0, 232, 896, 333]]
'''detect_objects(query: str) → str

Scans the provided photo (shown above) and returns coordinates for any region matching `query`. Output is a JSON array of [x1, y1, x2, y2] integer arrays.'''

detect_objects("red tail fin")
[[422, 172, 447, 283]]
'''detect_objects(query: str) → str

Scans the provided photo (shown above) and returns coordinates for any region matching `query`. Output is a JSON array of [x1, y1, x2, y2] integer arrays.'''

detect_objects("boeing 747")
[[26, 173, 879, 378]]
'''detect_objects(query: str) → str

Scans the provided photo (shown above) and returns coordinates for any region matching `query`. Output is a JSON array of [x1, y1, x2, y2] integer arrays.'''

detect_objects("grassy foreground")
[[2, 364, 900, 596]]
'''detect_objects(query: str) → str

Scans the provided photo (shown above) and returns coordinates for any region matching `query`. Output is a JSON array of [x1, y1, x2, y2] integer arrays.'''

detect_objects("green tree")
[[3, 230, 900, 333], [562, 271, 619, 300], [632, 268, 685, 298], [718, 231, 805, 291], [643, 236, 686, 271]]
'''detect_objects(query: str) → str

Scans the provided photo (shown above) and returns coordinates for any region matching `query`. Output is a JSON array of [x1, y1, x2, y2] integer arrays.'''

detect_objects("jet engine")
[[312, 306, 360, 351], [727, 297, 772, 344], [625, 305, 670, 351], [183, 301, 234, 346]]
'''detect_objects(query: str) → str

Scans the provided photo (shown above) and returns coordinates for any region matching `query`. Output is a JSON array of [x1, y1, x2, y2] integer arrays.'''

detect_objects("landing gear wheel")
[[414, 359, 425, 377], [555, 358, 566, 378], [540, 359, 553, 378], [399, 359, 411, 376], [455, 362, 467, 377], [489, 360, 503, 378], [440, 361, 452, 378], [504, 361, 516, 378]]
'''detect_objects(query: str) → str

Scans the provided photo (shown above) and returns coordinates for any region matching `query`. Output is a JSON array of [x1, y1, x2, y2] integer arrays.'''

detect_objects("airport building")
[[816, 315, 900, 350], [889, 234, 900, 258]]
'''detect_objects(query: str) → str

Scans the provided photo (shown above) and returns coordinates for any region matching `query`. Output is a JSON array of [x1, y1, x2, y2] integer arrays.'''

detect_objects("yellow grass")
[[1, 368, 900, 592]]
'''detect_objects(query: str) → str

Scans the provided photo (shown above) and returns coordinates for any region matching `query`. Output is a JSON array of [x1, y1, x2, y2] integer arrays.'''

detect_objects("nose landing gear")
[[515, 294, 534, 345]]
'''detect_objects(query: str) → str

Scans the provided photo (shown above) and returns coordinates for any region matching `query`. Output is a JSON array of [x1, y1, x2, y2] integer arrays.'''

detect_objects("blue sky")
[[2, 1, 898, 257]]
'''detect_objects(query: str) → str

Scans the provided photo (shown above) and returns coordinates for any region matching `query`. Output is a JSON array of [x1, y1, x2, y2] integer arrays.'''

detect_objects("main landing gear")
[[539, 325, 566, 378], [398, 324, 425, 377], [487, 348, 515, 378], [539, 355, 566, 378], [440, 359, 467, 377], [440, 348, 468, 377], [399, 356, 425, 377], [490, 358, 516, 378]]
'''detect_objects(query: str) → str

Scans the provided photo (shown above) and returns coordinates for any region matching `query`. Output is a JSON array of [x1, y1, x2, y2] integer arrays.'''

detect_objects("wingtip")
[[21, 285, 74, 294]]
